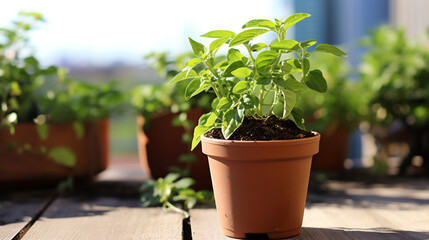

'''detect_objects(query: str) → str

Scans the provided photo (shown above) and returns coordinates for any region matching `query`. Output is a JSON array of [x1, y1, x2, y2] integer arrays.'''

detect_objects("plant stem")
[[269, 88, 278, 113], [165, 201, 189, 218], [245, 44, 257, 75], [300, 49, 306, 81], [258, 89, 265, 116], [207, 65, 226, 97]]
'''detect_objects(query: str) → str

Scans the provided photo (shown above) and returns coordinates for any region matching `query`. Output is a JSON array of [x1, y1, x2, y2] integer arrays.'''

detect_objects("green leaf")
[[284, 13, 311, 29], [270, 40, 299, 51], [272, 89, 296, 118], [314, 43, 347, 56], [242, 19, 275, 30], [232, 80, 251, 94], [214, 60, 228, 69], [10, 82, 22, 95], [189, 37, 206, 56], [281, 89, 296, 117], [285, 76, 305, 91], [286, 59, 301, 69], [73, 122, 84, 139], [305, 69, 327, 93], [165, 173, 181, 183], [186, 58, 202, 68], [186, 198, 197, 210], [36, 124, 49, 140], [201, 30, 236, 38], [227, 49, 245, 64], [300, 39, 317, 49], [241, 94, 259, 108], [273, 77, 286, 88], [272, 102, 285, 118], [185, 77, 210, 100], [255, 50, 278, 70], [290, 108, 306, 130], [198, 111, 219, 126], [257, 77, 271, 85], [191, 125, 212, 150], [6, 112, 17, 124], [198, 113, 211, 126], [168, 68, 198, 85], [209, 37, 229, 54], [222, 106, 244, 139], [48, 147, 76, 167], [216, 97, 233, 110], [211, 98, 220, 109], [231, 67, 252, 78], [223, 61, 245, 77], [250, 43, 268, 52], [175, 178, 195, 189], [229, 28, 270, 47]]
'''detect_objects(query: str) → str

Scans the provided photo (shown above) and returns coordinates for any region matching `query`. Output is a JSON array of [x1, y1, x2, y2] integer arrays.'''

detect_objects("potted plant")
[[359, 25, 429, 175], [132, 52, 216, 189], [0, 12, 123, 188], [299, 53, 362, 171], [171, 14, 346, 239]]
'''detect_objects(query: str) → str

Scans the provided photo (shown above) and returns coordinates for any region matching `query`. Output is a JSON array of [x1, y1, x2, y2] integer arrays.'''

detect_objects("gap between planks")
[[10, 192, 58, 240]]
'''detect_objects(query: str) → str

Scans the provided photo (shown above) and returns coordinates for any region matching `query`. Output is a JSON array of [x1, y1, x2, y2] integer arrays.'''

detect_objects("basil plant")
[[169, 14, 347, 150]]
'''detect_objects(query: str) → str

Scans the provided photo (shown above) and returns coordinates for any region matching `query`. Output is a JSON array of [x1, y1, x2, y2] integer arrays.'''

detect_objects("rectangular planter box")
[[0, 119, 109, 189]]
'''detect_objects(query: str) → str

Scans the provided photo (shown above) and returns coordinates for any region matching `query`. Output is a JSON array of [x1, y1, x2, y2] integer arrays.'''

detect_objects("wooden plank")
[[191, 180, 429, 240], [191, 206, 429, 240], [0, 190, 55, 240], [22, 197, 182, 240], [190, 208, 227, 240]]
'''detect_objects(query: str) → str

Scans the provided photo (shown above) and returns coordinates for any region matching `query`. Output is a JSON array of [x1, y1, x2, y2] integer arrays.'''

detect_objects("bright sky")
[[0, 0, 292, 66]]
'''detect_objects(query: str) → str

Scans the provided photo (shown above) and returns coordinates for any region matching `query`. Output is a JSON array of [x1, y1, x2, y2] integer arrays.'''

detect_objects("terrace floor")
[[1, 155, 429, 240]]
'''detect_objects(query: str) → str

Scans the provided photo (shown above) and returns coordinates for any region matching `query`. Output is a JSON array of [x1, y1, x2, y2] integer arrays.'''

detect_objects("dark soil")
[[205, 116, 315, 140]]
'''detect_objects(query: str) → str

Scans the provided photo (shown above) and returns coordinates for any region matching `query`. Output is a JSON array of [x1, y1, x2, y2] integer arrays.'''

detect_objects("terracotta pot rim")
[[201, 131, 320, 146]]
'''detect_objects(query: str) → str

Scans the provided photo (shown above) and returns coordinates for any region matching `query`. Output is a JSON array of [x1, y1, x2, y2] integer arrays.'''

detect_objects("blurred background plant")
[[0, 12, 124, 131], [359, 25, 429, 175], [131, 52, 213, 129], [359, 25, 429, 127], [140, 172, 213, 217], [0, 12, 124, 174], [131, 52, 215, 178], [0, 12, 55, 132], [134, 52, 216, 213]]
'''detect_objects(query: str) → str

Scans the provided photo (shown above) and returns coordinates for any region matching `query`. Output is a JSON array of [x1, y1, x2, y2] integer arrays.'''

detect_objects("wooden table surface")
[[1, 156, 429, 240]]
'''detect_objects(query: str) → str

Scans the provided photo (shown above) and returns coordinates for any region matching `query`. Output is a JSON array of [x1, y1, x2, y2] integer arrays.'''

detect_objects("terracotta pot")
[[0, 119, 109, 189], [312, 122, 350, 171], [201, 134, 320, 239], [137, 109, 212, 190]]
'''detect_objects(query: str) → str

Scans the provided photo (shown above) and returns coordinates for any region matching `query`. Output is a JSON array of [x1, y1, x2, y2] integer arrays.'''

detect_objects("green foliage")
[[48, 147, 76, 167], [0, 12, 124, 132], [131, 52, 214, 129], [0, 12, 56, 132], [171, 14, 346, 149], [140, 173, 214, 217], [35, 77, 124, 123], [359, 25, 429, 127], [0, 12, 124, 170]]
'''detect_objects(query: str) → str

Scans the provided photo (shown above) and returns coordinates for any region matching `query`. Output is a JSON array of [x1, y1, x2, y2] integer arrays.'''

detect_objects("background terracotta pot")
[[0, 119, 109, 189], [201, 135, 320, 239], [137, 109, 212, 190], [311, 122, 350, 171]]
